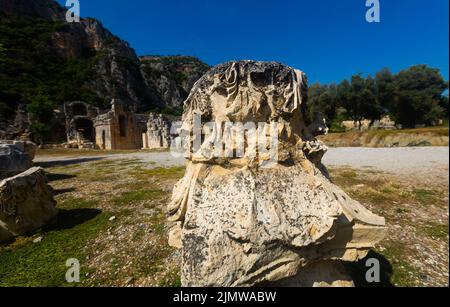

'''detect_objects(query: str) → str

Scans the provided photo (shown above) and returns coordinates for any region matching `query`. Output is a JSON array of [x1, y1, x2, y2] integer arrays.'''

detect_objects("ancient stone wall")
[[94, 99, 146, 150], [142, 113, 174, 149], [63, 101, 99, 148]]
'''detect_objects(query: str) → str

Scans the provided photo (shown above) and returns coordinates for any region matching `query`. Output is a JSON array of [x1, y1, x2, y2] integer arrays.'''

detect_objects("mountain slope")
[[0, 0, 165, 120], [140, 56, 210, 110], [0, 0, 210, 131]]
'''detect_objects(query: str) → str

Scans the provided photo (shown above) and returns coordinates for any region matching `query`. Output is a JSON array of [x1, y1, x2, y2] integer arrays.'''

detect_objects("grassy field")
[[0, 157, 184, 287], [0, 155, 448, 287], [331, 167, 449, 287], [35, 148, 169, 157], [320, 127, 449, 147]]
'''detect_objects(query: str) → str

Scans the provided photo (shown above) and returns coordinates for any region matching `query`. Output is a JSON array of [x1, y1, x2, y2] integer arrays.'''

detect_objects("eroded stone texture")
[[94, 99, 147, 150], [142, 113, 173, 149], [0, 141, 36, 180], [0, 167, 57, 243], [168, 61, 387, 287]]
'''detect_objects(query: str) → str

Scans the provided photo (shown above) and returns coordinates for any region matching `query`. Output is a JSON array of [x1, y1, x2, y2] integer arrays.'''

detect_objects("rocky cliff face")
[[0, 0, 65, 21], [0, 0, 209, 134], [140, 56, 210, 109], [0, 0, 162, 112]]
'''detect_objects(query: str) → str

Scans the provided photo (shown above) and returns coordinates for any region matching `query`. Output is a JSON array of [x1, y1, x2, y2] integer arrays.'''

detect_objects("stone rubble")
[[0, 167, 58, 243]]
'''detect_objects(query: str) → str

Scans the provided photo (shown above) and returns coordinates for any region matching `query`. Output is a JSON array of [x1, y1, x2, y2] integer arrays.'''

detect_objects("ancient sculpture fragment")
[[168, 61, 387, 287]]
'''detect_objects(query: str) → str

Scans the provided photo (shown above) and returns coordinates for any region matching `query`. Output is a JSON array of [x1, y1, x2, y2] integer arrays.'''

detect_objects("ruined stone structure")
[[94, 99, 147, 150], [342, 116, 398, 131], [142, 113, 173, 149], [63, 101, 100, 148], [168, 61, 387, 287]]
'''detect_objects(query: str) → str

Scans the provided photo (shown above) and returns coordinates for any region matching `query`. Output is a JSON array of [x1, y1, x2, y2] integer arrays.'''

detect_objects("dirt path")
[[35, 147, 449, 185], [323, 147, 449, 186]]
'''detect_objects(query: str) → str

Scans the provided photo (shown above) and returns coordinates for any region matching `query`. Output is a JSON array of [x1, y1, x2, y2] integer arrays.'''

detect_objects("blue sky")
[[57, 0, 449, 84]]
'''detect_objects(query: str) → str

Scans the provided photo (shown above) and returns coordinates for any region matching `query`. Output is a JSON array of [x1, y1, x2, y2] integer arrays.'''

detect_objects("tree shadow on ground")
[[344, 250, 395, 287], [52, 187, 76, 196], [46, 173, 76, 182], [43, 208, 102, 232], [35, 157, 104, 168]]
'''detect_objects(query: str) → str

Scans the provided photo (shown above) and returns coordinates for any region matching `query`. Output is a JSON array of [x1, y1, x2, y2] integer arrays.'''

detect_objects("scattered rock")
[[109, 216, 116, 221], [0, 167, 57, 243], [33, 236, 43, 243], [0, 141, 36, 180], [168, 224, 182, 249]]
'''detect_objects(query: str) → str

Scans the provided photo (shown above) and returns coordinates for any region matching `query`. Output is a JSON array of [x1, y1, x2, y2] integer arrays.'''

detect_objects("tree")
[[338, 75, 365, 129], [439, 94, 449, 119], [375, 68, 395, 111], [27, 95, 56, 144], [0, 43, 6, 63], [361, 76, 384, 126], [308, 83, 332, 119], [391, 65, 448, 128], [307, 83, 344, 131]]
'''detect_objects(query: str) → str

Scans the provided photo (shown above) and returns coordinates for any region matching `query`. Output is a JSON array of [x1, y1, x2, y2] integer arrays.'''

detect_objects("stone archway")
[[119, 115, 127, 137], [101, 130, 106, 149], [73, 117, 95, 142], [72, 103, 88, 116]]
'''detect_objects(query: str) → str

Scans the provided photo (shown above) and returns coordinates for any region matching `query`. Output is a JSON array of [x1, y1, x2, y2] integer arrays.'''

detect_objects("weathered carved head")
[[184, 61, 308, 122], [178, 60, 328, 165]]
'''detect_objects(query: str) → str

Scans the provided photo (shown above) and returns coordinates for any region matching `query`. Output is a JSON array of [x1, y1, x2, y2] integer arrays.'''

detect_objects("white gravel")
[[323, 146, 449, 185], [36, 146, 449, 185]]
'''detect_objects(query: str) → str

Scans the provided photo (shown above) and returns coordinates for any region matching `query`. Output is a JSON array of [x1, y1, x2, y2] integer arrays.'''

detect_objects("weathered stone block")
[[0, 167, 57, 243], [0, 141, 36, 180]]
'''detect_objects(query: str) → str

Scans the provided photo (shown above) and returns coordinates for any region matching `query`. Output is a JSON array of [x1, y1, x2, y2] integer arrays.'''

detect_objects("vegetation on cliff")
[[0, 0, 209, 136]]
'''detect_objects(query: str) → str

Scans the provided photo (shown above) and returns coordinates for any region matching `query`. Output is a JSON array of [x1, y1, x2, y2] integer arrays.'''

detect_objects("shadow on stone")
[[344, 250, 395, 287], [43, 208, 102, 232], [35, 157, 104, 168]]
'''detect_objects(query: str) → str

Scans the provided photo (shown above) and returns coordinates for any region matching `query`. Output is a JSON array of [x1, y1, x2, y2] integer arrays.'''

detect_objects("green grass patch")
[[131, 166, 186, 183], [0, 198, 108, 287], [420, 223, 449, 241], [158, 268, 182, 287], [112, 189, 167, 206], [412, 188, 437, 203]]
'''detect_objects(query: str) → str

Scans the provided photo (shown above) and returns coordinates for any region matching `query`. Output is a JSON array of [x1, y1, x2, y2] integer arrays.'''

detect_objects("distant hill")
[[0, 0, 210, 128]]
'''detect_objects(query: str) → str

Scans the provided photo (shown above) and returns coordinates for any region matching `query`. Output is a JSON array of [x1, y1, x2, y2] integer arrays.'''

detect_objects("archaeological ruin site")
[[0, 0, 448, 292], [62, 99, 177, 150]]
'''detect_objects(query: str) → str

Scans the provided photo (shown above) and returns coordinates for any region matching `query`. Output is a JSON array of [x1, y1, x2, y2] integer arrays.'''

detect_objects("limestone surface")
[[168, 61, 387, 287], [0, 141, 36, 180], [0, 167, 57, 243]]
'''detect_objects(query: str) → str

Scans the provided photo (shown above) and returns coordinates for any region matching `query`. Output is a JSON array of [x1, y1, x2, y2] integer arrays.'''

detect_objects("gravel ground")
[[36, 147, 449, 185], [323, 147, 449, 186]]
